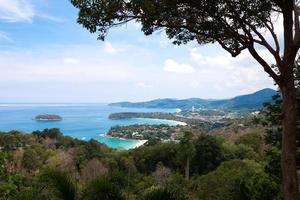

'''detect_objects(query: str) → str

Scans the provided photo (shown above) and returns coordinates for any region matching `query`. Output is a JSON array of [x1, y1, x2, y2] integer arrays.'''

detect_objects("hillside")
[[109, 88, 278, 110]]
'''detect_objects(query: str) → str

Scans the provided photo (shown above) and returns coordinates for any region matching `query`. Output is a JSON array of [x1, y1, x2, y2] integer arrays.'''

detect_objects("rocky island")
[[34, 114, 62, 121]]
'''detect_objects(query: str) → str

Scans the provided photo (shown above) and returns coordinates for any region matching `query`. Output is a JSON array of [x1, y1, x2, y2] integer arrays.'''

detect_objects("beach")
[[101, 133, 148, 149], [133, 139, 148, 148]]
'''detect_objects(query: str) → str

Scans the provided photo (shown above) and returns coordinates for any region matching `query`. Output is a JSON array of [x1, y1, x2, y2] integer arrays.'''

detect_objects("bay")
[[0, 103, 179, 149]]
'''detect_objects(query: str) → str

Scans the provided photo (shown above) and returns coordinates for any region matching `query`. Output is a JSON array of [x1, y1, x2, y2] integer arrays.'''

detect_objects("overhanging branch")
[[247, 42, 281, 84]]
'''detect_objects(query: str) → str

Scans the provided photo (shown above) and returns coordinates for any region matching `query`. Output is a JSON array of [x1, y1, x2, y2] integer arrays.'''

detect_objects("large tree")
[[70, 0, 300, 199]]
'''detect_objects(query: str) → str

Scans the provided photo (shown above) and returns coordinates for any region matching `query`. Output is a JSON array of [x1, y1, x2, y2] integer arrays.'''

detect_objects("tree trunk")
[[185, 156, 190, 181], [281, 64, 299, 200]]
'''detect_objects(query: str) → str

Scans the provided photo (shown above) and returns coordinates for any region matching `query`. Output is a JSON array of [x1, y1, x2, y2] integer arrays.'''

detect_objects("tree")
[[70, 1, 300, 198], [81, 159, 108, 184], [195, 160, 280, 200], [39, 168, 77, 200], [39, 168, 124, 200], [33, 128, 63, 140], [262, 57, 300, 148], [152, 162, 171, 186], [261, 57, 300, 181], [82, 177, 125, 200], [178, 131, 195, 180], [192, 135, 223, 175], [22, 148, 41, 174], [235, 131, 264, 155], [143, 186, 176, 200]]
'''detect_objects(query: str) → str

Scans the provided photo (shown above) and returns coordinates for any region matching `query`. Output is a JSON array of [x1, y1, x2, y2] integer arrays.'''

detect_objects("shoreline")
[[101, 133, 148, 149], [133, 117, 188, 126], [101, 117, 187, 149]]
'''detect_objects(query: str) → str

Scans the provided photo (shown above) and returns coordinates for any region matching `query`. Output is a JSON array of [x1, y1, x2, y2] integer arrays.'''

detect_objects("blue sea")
[[0, 104, 179, 149]]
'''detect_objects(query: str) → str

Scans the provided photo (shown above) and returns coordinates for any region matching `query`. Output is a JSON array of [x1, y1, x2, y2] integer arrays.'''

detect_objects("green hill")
[[109, 88, 277, 110]]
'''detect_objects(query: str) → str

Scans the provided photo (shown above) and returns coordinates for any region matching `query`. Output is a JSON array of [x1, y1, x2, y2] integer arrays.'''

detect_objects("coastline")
[[101, 117, 187, 149], [101, 133, 148, 149], [132, 139, 148, 148], [133, 117, 188, 126]]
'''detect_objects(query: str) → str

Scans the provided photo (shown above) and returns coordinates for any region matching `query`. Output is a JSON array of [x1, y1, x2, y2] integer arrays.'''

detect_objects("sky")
[[0, 0, 277, 103]]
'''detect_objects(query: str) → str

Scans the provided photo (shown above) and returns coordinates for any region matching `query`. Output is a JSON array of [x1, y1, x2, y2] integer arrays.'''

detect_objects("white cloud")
[[159, 34, 170, 47], [0, 31, 13, 42], [136, 82, 152, 88], [164, 58, 195, 73], [37, 12, 66, 23], [0, 46, 143, 84], [0, 43, 275, 102], [190, 48, 231, 67], [190, 47, 276, 69], [0, 0, 34, 22], [63, 57, 79, 65], [186, 47, 275, 95], [103, 42, 118, 54]]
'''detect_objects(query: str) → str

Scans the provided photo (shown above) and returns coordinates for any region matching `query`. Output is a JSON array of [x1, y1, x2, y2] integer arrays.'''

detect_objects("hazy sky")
[[0, 0, 277, 103]]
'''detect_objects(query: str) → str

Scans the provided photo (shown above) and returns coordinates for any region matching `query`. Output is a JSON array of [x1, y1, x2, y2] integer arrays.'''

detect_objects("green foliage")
[[0, 151, 11, 176], [0, 131, 29, 151], [192, 135, 223, 175], [235, 131, 264, 154], [178, 131, 195, 180], [131, 143, 179, 173], [0, 181, 17, 199], [22, 148, 42, 172], [221, 140, 258, 161], [74, 139, 108, 171], [39, 168, 77, 200], [261, 56, 300, 148], [195, 160, 280, 200], [12, 184, 49, 200], [143, 186, 175, 200], [33, 128, 63, 140], [264, 146, 282, 181], [0, 127, 286, 199], [261, 94, 283, 147], [70, 0, 275, 58], [82, 177, 124, 200], [179, 132, 195, 160], [164, 173, 189, 200]]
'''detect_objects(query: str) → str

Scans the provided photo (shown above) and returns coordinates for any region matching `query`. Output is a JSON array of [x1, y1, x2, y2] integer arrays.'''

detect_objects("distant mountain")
[[109, 88, 278, 110]]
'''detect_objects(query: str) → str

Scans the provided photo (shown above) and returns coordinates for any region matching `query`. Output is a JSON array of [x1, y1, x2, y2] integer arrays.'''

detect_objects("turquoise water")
[[0, 104, 178, 149]]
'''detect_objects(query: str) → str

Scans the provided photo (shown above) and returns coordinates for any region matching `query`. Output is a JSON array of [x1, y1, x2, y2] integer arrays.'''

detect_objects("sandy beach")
[[133, 139, 148, 148], [101, 133, 148, 149], [174, 121, 187, 126]]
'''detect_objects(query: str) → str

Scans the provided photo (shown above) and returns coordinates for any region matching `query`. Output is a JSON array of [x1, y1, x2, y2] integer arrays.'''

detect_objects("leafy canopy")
[[71, 0, 294, 84], [71, 0, 272, 53]]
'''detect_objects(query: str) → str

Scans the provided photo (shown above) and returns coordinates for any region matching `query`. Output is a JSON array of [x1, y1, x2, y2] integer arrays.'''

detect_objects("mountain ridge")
[[109, 88, 278, 110]]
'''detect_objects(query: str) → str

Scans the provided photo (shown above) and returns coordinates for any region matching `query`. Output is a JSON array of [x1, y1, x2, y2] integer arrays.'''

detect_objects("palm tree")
[[179, 131, 195, 181], [40, 168, 77, 200], [143, 187, 175, 200], [38, 168, 124, 200], [82, 178, 124, 200]]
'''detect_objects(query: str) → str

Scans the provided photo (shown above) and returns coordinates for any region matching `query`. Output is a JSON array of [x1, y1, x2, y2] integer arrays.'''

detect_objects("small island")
[[34, 114, 62, 121]]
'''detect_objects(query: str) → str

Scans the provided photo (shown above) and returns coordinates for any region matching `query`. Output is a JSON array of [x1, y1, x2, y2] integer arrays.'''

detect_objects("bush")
[[195, 160, 280, 200], [143, 186, 175, 200], [82, 177, 124, 200], [192, 135, 223, 175]]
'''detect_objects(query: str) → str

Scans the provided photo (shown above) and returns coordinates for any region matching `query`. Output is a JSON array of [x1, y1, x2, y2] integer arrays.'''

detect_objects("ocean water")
[[0, 104, 179, 149]]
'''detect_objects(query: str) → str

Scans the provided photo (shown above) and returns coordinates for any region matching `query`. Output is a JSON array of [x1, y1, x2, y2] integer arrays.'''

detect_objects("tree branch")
[[264, 18, 280, 53], [247, 41, 281, 84], [243, 20, 282, 66]]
